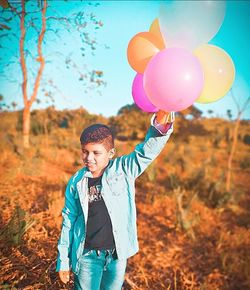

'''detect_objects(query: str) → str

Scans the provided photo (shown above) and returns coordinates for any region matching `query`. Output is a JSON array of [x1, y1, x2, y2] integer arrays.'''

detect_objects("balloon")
[[132, 73, 158, 113], [127, 32, 165, 73], [194, 44, 235, 103], [159, 1, 226, 51], [143, 47, 204, 112], [149, 18, 165, 48]]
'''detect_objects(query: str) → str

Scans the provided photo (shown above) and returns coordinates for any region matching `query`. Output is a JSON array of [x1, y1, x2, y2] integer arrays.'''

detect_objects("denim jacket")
[[56, 118, 173, 274]]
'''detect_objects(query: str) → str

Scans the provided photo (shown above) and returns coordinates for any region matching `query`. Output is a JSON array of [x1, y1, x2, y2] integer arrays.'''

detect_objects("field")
[[0, 107, 249, 289]]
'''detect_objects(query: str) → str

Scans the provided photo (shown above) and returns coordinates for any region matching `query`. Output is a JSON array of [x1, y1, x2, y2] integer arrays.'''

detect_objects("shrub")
[[243, 134, 250, 146], [184, 169, 231, 208], [240, 156, 250, 170], [217, 231, 250, 288], [0, 205, 35, 246], [163, 173, 181, 191]]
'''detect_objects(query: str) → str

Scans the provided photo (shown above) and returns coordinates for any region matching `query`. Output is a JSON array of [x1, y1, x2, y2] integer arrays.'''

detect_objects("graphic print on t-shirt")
[[88, 183, 102, 203], [85, 175, 115, 250]]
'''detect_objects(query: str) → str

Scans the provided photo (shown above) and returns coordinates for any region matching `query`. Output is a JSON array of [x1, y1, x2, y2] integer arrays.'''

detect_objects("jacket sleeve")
[[119, 114, 174, 179], [56, 176, 78, 272]]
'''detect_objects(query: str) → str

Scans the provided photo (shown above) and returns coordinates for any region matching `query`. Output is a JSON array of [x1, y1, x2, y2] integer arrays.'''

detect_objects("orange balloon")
[[127, 32, 165, 73], [149, 18, 165, 48]]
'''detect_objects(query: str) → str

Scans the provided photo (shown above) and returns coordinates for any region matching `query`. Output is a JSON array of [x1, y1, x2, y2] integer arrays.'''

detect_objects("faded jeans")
[[74, 249, 127, 290]]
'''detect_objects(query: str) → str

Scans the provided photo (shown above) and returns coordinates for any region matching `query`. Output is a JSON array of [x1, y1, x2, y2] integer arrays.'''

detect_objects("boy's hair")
[[80, 124, 114, 150]]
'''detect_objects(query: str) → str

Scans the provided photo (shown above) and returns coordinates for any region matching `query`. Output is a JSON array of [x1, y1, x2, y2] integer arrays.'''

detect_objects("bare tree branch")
[[0, 23, 11, 30], [7, 1, 22, 19], [29, 0, 47, 106], [20, 0, 28, 107]]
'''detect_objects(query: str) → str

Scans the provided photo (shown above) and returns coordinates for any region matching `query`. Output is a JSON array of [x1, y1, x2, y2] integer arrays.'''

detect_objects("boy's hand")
[[156, 110, 175, 125], [156, 110, 169, 125], [154, 111, 175, 134], [59, 270, 70, 284]]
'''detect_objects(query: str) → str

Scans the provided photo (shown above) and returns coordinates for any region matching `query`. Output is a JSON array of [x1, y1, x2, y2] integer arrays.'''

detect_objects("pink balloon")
[[132, 73, 158, 113], [143, 47, 204, 112]]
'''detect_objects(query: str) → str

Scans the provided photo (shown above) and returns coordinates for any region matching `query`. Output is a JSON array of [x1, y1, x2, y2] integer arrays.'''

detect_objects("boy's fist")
[[156, 110, 169, 125], [59, 270, 70, 284], [156, 110, 175, 125]]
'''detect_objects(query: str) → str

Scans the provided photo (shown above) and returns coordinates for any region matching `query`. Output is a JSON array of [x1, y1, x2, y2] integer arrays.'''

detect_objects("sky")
[[0, 0, 250, 119]]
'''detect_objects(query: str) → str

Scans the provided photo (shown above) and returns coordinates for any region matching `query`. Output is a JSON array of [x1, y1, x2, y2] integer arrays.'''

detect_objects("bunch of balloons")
[[127, 1, 235, 112]]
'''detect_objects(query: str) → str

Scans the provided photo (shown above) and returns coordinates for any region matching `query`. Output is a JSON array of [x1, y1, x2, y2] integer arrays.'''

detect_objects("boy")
[[56, 110, 174, 289]]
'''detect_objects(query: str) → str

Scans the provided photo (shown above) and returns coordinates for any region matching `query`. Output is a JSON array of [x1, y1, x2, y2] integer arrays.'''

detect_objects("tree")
[[0, 95, 10, 110], [207, 109, 214, 117], [226, 91, 250, 194], [0, 0, 106, 148], [111, 103, 148, 140], [178, 105, 203, 120], [11, 101, 17, 110], [117, 103, 140, 115], [226, 109, 233, 120]]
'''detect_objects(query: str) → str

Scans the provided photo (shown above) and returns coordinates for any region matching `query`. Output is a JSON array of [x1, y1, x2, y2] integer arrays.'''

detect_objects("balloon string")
[[165, 113, 170, 123], [170, 112, 175, 122]]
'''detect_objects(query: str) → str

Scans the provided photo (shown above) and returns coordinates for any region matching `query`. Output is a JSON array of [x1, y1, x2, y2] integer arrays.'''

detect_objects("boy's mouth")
[[86, 162, 96, 166]]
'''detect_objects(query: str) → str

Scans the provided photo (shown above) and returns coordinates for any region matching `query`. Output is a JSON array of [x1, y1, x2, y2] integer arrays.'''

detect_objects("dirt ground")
[[0, 126, 249, 290]]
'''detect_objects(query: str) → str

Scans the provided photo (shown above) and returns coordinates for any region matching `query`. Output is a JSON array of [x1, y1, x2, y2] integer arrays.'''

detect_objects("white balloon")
[[159, 1, 226, 51]]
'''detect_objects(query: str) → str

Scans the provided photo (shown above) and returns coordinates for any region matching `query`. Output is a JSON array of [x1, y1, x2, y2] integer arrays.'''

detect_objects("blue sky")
[[0, 0, 250, 119]]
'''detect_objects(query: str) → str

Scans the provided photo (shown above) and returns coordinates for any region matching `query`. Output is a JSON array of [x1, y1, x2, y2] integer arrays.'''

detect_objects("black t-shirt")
[[84, 175, 115, 250]]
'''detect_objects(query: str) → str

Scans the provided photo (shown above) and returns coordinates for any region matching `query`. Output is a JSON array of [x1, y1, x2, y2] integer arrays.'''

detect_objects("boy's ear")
[[109, 148, 116, 159]]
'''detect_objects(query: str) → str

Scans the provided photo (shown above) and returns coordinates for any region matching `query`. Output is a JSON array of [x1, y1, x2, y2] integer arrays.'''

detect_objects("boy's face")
[[81, 142, 115, 177]]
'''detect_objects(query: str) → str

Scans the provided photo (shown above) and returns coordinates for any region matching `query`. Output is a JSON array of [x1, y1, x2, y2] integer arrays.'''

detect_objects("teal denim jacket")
[[56, 121, 173, 274]]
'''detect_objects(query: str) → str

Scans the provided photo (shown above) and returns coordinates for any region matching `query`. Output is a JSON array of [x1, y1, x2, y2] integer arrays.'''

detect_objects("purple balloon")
[[132, 73, 158, 113]]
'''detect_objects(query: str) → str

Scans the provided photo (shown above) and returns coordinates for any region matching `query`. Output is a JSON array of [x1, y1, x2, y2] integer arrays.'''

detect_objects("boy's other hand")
[[59, 270, 70, 284]]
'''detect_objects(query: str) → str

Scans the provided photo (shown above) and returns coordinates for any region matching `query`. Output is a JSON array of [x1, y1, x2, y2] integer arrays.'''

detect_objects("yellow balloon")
[[149, 18, 165, 48], [194, 44, 235, 103]]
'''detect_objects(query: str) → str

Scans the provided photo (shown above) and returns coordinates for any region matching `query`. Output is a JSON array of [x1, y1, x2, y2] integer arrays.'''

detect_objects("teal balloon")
[[159, 1, 226, 51]]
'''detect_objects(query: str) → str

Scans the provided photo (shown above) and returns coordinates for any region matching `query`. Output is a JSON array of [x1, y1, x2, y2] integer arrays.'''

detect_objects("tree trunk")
[[23, 106, 31, 148], [226, 115, 241, 194], [19, 0, 47, 149], [226, 95, 250, 197]]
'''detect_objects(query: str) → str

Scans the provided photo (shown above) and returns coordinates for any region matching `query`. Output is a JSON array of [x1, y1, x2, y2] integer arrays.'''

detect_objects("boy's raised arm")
[[154, 110, 175, 134], [119, 110, 174, 178]]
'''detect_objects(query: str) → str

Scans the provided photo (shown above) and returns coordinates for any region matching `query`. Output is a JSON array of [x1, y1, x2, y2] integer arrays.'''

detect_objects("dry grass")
[[0, 113, 249, 289]]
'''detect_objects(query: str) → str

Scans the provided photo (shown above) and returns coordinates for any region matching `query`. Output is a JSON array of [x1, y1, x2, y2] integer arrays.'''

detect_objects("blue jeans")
[[74, 249, 127, 290]]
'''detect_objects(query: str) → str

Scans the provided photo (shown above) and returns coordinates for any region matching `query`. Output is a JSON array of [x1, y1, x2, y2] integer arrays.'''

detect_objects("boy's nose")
[[87, 153, 94, 161]]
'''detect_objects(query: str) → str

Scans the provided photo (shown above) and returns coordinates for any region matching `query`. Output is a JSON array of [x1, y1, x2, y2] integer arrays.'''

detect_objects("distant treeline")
[[0, 104, 250, 145]]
